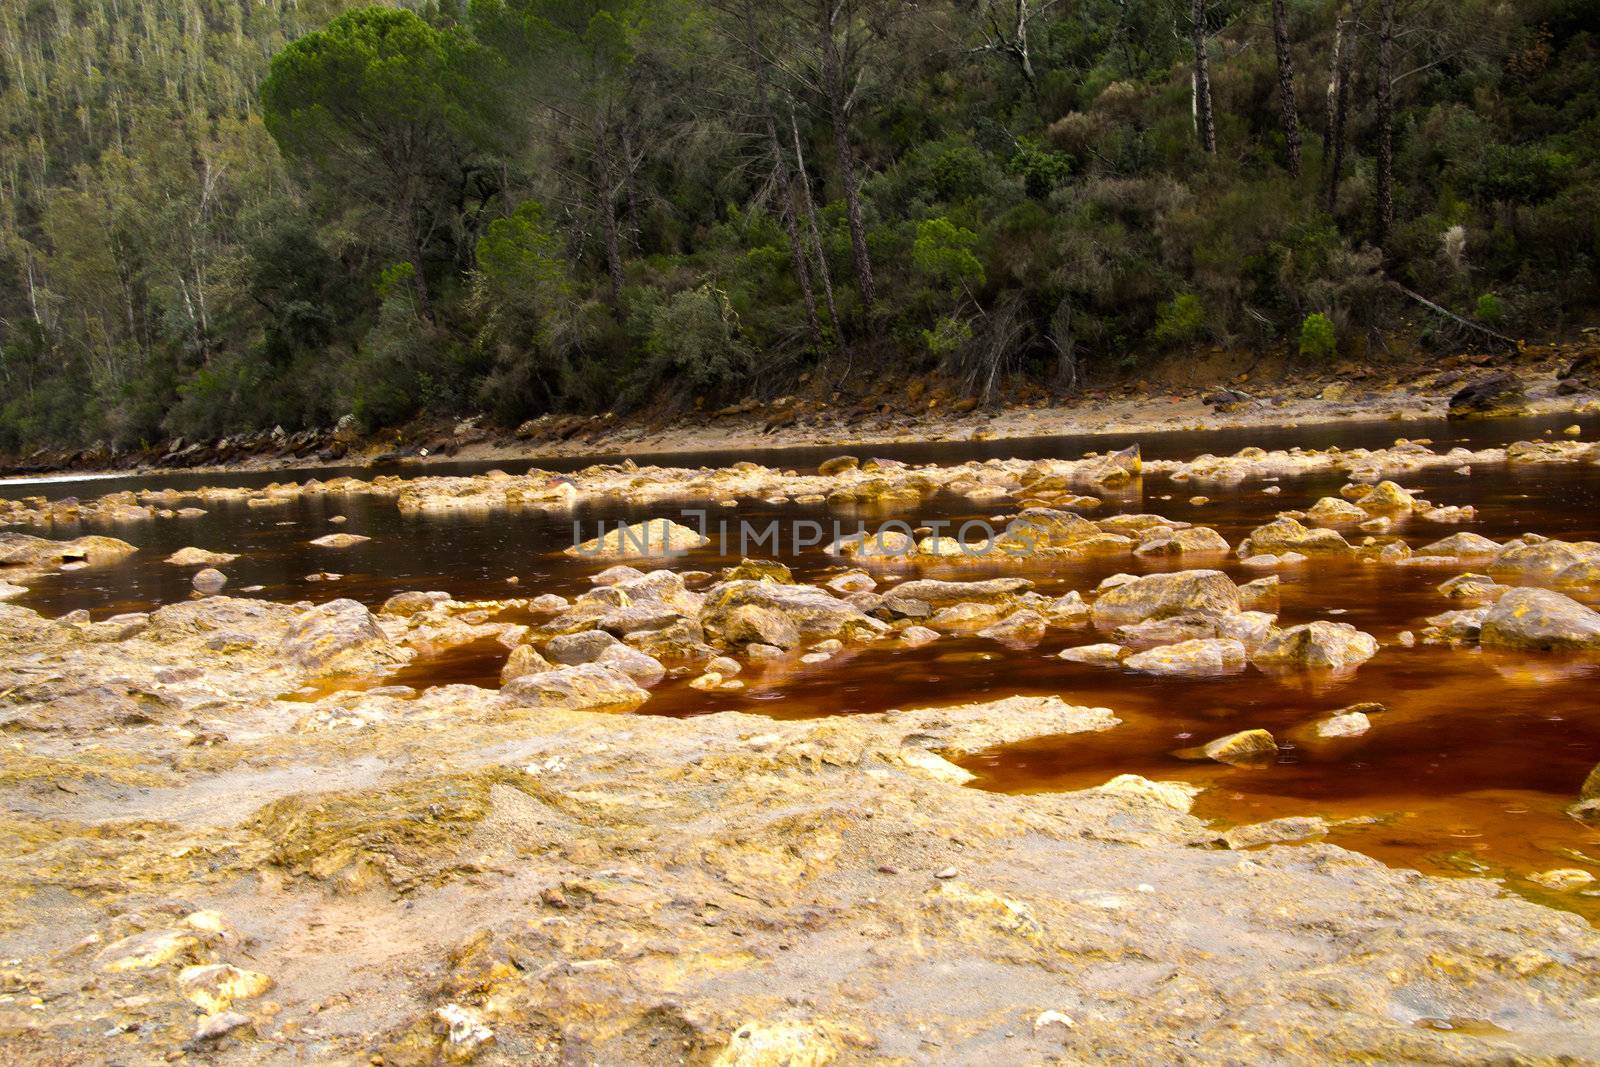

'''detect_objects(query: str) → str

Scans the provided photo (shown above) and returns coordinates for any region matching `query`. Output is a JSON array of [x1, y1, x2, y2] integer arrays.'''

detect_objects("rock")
[[881, 577, 1033, 616], [166, 546, 239, 566], [381, 590, 452, 616], [899, 625, 940, 646], [976, 609, 1047, 644], [0, 581, 27, 601], [817, 455, 860, 476], [1058, 643, 1125, 665], [1529, 869, 1596, 891], [1091, 774, 1202, 812], [827, 529, 914, 558], [566, 519, 709, 559], [545, 629, 621, 665], [927, 602, 1012, 631], [1480, 588, 1600, 651], [1420, 532, 1502, 558], [280, 599, 399, 674], [595, 643, 667, 685], [97, 929, 200, 972], [1449, 372, 1529, 419], [825, 570, 876, 594], [1238, 576, 1280, 610], [723, 558, 794, 583], [1223, 816, 1330, 850], [500, 663, 649, 711], [591, 564, 645, 585], [191, 1010, 253, 1044], [177, 964, 273, 1014], [1043, 592, 1090, 625], [501, 643, 552, 683], [309, 533, 371, 548], [1251, 621, 1379, 671], [714, 1020, 842, 1067], [1201, 729, 1278, 766], [1306, 497, 1369, 525], [1353, 480, 1417, 513], [1091, 569, 1241, 627], [192, 567, 228, 592], [1424, 607, 1490, 643], [1124, 638, 1247, 676], [1437, 573, 1508, 601], [1315, 710, 1372, 738], [1489, 540, 1600, 580], [1088, 443, 1141, 487], [1237, 517, 1352, 557], [1133, 526, 1231, 557], [701, 581, 885, 648], [1003, 507, 1100, 549]]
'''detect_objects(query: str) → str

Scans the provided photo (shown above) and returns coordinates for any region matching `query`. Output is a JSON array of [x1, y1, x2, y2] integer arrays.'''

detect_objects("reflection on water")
[[6, 414, 1600, 916]]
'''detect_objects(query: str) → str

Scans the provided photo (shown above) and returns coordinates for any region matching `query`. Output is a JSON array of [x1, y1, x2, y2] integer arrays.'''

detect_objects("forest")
[[0, 0, 1596, 452]]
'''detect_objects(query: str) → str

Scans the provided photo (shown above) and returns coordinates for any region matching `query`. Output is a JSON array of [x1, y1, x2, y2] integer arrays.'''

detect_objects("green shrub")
[[912, 217, 985, 291], [1153, 293, 1206, 347], [1474, 293, 1506, 327], [1299, 313, 1337, 360]]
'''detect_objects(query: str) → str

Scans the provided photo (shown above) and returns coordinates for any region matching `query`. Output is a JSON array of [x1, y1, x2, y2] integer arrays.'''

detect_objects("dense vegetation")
[[2, 0, 1597, 451]]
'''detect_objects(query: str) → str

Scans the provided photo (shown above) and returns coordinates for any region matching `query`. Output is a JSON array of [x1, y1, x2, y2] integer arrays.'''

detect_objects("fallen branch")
[[1388, 282, 1518, 350]]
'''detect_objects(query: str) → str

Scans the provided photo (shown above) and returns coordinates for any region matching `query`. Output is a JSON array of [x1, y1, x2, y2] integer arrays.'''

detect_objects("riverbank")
[[6, 432, 1600, 1060], [5, 339, 1598, 482]]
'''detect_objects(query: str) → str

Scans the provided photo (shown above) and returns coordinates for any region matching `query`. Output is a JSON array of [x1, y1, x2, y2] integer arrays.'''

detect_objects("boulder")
[[1306, 497, 1369, 525], [1132, 527, 1231, 557], [280, 599, 399, 674], [1354, 481, 1417, 513], [1058, 643, 1125, 666], [309, 533, 371, 549], [1201, 729, 1278, 766], [1001, 508, 1099, 549], [545, 629, 621, 665], [192, 567, 228, 593], [1448, 372, 1528, 419], [381, 591, 452, 617], [1087, 443, 1141, 487], [976, 609, 1047, 644], [1480, 588, 1600, 651], [701, 580, 886, 648], [817, 455, 860, 476], [881, 577, 1033, 617], [1420, 532, 1502, 558], [595, 643, 667, 685], [501, 643, 552, 683], [723, 558, 794, 583], [1489, 540, 1600, 580], [1237, 517, 1352, 557], [1124, 638, 1247, 676], [1251, 621, 1378, 671], [166, 546, 239, 566], [566, 519, 709, 559], [500, 663, 649, 711], [1091, 570, 1241, 627]]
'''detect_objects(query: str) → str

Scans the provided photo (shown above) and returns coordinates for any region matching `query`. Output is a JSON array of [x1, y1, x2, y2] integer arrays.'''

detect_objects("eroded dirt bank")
[[5, 340, 1598, 480], [4, 436, 1600, 1062]]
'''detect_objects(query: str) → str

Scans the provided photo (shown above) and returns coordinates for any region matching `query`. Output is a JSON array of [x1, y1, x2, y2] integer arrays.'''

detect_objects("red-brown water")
[[6, 414, 1600, 915]]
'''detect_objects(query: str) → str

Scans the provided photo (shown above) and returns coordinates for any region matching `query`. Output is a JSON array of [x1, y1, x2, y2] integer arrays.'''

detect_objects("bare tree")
[[968, 1, 1062, 94], [1190, 0, 1216, 154], [1374, 0, 1396, 246], [1270, 0, 1301, 176], [815, 0, 877, 311], [1323, 5, 1351, 210]]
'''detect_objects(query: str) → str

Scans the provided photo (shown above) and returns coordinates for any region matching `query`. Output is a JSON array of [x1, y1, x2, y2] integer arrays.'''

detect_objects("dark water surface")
[[6, 412, 1600, 914]]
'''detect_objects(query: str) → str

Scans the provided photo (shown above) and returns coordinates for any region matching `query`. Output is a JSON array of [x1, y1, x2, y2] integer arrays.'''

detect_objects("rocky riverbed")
[[5, 432, 1600, 1062]]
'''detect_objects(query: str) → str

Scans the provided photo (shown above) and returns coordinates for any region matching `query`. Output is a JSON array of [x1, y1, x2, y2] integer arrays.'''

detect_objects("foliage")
[[1154, 294, 1207, 348], [1299, 313, 1337, 361], [3, 0, 1600, 452]]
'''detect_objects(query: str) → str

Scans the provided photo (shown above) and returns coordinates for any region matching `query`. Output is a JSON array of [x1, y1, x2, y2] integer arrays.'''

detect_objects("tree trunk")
[[1050, 297, 1077, 393], [1324, 10, 1350, 211], [595, 126, 626, 305], [747, 0, 823, 349], [791, 107, 841, 335], [1190, 0, 1216, 154], [1270, 0, 1300, 176], [817, 0, 876, 312], [1374, 0, 1396, 247], [399, 187, 434, 323]]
